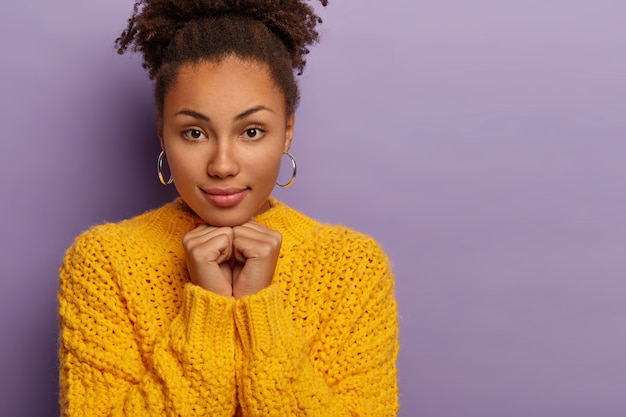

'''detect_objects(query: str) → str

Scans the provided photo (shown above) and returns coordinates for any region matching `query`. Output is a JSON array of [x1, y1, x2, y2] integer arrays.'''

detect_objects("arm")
[[233, 235, 400, 416], [58, 230, 238, 416]]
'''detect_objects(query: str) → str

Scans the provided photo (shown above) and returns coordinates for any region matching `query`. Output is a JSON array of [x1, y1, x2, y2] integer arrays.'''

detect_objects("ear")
[[157, 114, 165, 150], [283, 113, 295, 153]]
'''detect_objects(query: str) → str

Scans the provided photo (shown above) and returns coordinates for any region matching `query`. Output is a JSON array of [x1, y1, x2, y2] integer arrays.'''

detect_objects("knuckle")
[[218, 227, 234, 239], [186, 245, 203, 259], [258, 241, 275, 256]]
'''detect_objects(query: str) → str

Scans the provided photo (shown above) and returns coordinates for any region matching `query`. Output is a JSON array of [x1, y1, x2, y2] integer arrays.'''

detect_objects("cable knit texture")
[[58, 197, 399, 416]]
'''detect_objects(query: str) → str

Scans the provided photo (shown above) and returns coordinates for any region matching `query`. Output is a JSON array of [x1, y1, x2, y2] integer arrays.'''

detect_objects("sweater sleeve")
[[58, 231, 238, 416], [233, 235, 400, 416]]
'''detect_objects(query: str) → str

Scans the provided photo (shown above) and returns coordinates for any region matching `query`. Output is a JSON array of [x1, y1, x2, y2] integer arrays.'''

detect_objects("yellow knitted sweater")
[[58, 198, 399, 416]]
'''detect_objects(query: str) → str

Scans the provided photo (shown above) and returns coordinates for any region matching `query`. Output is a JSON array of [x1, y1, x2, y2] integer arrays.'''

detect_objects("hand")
[[182, 221, 282, 298], [183, 225, 235, 297], [231, 221, 282, 299]]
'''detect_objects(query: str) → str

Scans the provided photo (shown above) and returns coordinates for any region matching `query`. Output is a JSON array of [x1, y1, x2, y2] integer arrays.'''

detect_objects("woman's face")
[[159, 57, 294, 227]]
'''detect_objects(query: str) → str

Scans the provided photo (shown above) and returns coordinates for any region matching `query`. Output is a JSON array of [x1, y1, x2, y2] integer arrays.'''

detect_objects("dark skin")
[[159, 57, 294, 299], [116, 0, 326, 299]]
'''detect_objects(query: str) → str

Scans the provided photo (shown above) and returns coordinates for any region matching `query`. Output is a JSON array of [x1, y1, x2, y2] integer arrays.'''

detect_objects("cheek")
[[247, 148, 283, 179], [166, 146, 203, 180]]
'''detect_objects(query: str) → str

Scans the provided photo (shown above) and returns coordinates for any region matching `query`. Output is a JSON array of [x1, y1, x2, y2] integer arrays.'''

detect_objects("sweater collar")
[[163, 196, 315, 244]]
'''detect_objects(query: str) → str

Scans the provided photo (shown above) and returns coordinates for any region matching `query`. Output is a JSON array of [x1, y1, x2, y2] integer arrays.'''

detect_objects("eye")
[[242, 127, 265, 141], [183, 129, 206, 140]]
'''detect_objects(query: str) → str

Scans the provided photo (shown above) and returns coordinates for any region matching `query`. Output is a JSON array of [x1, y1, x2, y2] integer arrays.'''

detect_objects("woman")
[[58, 0, 399, 415]]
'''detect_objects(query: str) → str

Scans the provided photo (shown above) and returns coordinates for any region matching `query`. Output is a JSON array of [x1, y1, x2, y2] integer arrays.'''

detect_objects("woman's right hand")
[[182, 225, 235, 296]]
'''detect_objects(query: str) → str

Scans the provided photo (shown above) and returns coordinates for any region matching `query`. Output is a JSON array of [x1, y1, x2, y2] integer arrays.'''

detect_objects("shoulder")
[[283, 200, 386, 251], [268, 203, 396, 308], [62, 199, 195, 262], [315, 225, 392, 279], [64, 209, 152, 255], [266, 198, 391, 272], [313, 223, 388, 261]]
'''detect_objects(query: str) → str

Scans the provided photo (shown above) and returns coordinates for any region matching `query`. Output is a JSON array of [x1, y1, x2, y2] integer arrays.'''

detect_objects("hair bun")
[[117, 0, 328, 76]]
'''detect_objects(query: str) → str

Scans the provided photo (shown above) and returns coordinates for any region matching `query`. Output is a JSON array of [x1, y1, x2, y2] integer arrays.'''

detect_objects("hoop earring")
[[157, 151, 173, 185], [276, 152, 297, 188]]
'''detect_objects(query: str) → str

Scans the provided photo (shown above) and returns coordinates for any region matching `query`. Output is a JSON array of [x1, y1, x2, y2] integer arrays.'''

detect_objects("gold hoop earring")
[[157, 151, 173, 185], [276, 152, 297, 188]]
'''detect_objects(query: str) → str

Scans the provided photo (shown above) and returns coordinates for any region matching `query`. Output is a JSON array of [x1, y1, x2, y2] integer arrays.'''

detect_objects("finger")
[[232, 235, 264, 263], [235, 220, 269, 233], [232, 224, 282, 263], [231, 234, 279, 299], [234, 222, 282, 243], [185, 230, 235, 265], [183, 225, 231, 245], [188, 238, 231, 265], [232, 233, 281, 263], [183, 226, 234, 252]]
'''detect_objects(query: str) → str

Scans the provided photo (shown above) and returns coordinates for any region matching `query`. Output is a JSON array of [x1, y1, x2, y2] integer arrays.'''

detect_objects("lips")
[[202, 187, 248, 208]]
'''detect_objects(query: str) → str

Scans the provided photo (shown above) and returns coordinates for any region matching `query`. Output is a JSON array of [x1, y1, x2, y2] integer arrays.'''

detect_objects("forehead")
[[165, 57, 285, 114]]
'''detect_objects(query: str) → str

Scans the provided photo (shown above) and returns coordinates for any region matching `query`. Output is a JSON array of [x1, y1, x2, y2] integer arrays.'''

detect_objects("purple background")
[[1, 0, 625, 415]]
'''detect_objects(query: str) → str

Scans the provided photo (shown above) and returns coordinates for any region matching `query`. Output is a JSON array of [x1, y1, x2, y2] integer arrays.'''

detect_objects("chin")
[[205, 218, 247, 227], [197, 209, 253, 228], [185, 195, 265, 227]]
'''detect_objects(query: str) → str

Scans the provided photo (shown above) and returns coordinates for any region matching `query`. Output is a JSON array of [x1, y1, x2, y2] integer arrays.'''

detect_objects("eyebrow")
[[234, 105, 274, 121], [175, 109, 209, 121], [174, 105, 274, 122]]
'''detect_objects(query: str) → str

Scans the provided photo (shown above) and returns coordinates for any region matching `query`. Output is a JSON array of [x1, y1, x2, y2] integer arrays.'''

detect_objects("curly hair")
[[115, 0, 328, 114]]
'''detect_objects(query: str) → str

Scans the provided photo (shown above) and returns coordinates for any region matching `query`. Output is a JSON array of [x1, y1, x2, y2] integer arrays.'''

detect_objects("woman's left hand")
[[231, 220, 282, 299]]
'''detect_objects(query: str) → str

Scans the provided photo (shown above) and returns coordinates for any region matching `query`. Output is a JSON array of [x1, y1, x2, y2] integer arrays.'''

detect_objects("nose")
[[207, 140, 239, 179]]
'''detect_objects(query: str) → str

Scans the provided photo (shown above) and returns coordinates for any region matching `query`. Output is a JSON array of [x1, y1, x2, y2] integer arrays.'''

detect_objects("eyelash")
[[180, 126, 266, 141], [182, 128, 206, 141], [241, 127, 265, 141]]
